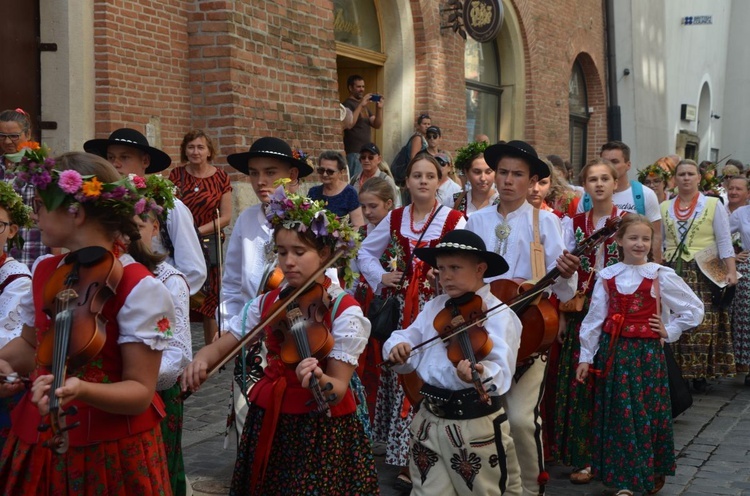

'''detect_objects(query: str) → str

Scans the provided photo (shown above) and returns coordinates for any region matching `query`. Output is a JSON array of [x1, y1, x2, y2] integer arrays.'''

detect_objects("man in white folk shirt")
[[466, 140, 579, 496]]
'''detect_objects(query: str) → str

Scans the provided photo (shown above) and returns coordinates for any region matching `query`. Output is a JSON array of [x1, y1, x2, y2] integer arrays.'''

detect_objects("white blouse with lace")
[[578, 262, 704, 364], [0, 258, 31, 349], [154, 262, 193, 391]]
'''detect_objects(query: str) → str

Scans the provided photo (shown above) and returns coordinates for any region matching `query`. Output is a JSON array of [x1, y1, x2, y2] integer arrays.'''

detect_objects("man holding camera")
[[343, 74, 384, 179]]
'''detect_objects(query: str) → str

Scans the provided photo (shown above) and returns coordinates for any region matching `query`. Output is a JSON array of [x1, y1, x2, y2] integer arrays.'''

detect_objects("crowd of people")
[[0, 96, 747, 496]]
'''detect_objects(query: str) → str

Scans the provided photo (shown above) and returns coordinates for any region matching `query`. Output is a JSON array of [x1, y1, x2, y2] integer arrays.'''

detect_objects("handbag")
[[560, 269, 595, 313], [664, 342, 693, 418], [368, 206, 443, 342], [654, 273, 693, 418], [201, 234, 221, 267]]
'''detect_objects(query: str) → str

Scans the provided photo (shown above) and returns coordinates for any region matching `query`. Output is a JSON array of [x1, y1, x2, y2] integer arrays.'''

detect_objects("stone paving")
[[182, 324, 750, 495]]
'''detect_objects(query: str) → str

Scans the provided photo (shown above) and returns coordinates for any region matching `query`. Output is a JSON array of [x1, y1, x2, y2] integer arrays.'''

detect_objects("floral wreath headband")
[[5, 142, 176, 220], [265, 178, 360, 285], [454, 141, 489, 171], [0, 181, 32, 251], [637, 161, 672, 184]]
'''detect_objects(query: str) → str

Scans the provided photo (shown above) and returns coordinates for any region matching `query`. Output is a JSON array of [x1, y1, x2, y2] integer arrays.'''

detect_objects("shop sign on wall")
[[682, 16, 712, 25], [442, 0, 503, 43]]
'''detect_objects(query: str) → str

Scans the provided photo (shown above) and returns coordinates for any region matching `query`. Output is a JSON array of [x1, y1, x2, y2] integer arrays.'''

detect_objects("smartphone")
[[370, 94, 382, 102]]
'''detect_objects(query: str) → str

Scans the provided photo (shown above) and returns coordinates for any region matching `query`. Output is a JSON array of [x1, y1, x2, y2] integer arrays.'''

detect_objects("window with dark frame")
[[465, 38, 501, 142]]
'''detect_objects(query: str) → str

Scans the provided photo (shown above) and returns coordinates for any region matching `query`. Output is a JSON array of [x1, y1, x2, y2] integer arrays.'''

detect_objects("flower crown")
[[699, 162, 721, 194], [265, 179, 360, 285], [0, 181, 32, 251], [454, 141, 489, 171], [637, 161, 672, 183], [5, 142, 172, 219]]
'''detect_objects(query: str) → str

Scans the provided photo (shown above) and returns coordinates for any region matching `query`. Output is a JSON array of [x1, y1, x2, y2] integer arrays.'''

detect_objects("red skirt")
[[0, 425, 172, 495]]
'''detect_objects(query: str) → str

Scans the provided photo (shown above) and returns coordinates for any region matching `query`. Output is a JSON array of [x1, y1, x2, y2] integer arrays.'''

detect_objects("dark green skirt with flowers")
[[590, 333, 675, 492], [158, 382, 187, 496]]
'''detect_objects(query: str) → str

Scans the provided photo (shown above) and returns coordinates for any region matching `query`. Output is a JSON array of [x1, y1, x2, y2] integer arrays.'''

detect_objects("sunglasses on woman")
[[316, 167, 338, 176]]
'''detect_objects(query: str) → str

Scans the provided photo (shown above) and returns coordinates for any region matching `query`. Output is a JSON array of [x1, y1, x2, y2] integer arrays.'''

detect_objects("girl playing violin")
[[0, 149, 176, 494], [0, 181, 32, 450], [385, 229, 523, 496], [576, 215, 704, 496], [181, 184, 378, 495]]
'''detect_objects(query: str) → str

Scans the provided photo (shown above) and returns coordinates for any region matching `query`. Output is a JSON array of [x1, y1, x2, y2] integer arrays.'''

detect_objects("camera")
[[370, 94, 382, 102]]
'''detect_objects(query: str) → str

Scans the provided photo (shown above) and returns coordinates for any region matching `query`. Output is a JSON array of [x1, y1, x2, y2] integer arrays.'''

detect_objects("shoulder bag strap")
[[530, 207, 545, 280], [452, 190, 468, 212], [395, 205, 443, 289]]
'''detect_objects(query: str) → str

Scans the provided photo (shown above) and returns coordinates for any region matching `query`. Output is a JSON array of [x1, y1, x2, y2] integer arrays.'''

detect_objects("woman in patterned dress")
[[554, 158, 624, 483], [662, 159, 737, 392], [169, 130, 232, 345], [577, 215, 703, 495], [728, 176, 750, 385], [182, 186, 378, 495], [353, 177, 396, 424], [358, 152, 466, 490], [0, 151, 175, 494]]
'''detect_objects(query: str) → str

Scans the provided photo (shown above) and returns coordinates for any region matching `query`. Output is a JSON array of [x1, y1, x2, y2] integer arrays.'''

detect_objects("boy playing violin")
[[385, 229, 523, 496]]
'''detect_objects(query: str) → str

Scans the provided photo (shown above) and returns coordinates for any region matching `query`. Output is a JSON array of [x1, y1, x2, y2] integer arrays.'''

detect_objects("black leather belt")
[[420, 383, 503, 420]]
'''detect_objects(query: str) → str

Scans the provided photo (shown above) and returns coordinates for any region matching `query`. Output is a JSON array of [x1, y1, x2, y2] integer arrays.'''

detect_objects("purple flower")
[[310, 210, 329, 236], [109, 186, 128, 200], [31, 170, 52, 189], [134, 198, 147, 215], [58, 170, 83, 194]]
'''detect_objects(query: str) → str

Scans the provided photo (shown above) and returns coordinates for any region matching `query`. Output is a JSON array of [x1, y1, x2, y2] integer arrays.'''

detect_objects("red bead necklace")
[[674, 193, 699, 221], [410, 201, 439, 234]]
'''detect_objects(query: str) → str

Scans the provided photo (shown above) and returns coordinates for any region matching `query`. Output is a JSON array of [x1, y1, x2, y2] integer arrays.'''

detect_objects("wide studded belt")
[[420, 383, 503, 420]]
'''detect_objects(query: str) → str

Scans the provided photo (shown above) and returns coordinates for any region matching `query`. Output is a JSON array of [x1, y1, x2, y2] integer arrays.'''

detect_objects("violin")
[[36, 246, 124, 454], [433, 293, 495, 404], [180, 249, 345, 400], [266, 283, 336, 414]]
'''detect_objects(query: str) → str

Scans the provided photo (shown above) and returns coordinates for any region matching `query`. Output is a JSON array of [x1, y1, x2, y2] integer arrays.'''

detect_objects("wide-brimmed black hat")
[[484, 140, 550, 180], [227, 137, 314, 177], [414, 230, 508, 278], [83, 128, 172, 174]]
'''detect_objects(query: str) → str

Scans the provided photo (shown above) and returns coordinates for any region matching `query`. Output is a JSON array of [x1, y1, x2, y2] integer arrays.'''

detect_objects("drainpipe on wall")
[[604, 0, 621, 141]]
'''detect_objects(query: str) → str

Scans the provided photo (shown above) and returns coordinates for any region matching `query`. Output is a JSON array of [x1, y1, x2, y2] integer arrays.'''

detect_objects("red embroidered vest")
[[12, 255, 165, 446], [603, 276, 660, 339], [247, 287, 360, 416], [571, 210, 622, 295]]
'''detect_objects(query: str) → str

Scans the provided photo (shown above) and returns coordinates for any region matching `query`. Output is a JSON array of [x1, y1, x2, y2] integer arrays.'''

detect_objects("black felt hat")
[[83, 128, 172, 174], [414, 230, 509, 278], [484, 140, 550, 180], [227, 137, 314, 177]]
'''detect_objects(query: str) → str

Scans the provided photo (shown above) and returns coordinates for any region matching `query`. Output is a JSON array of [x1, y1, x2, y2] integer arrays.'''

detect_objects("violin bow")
[[214, 209, 223, 339], [181, 248, 345, 399]]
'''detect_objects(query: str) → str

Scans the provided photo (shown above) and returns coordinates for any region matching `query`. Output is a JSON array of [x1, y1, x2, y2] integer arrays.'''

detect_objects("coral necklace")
[[674, 193, 699, 221], [410, 201, 439, 234]]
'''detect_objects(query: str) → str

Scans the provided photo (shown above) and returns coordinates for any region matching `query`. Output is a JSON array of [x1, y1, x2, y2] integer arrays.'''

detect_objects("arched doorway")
[[334, 0, 386, 149], [569, 60, 589, 177]]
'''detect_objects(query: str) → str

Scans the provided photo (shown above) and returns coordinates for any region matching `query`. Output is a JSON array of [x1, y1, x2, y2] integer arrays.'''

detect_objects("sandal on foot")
[[648, 474, 666, 494], [569, 466, 593, 484], [615, 490, 634, 496], [394, 473, 412, 492]]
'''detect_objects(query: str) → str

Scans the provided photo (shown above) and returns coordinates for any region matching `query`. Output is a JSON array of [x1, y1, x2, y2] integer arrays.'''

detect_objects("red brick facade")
[[88, 0, 608, 180]]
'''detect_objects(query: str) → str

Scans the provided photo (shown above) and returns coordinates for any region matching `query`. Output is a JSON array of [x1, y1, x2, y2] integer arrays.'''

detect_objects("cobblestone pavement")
[[183, 325, 750, 495]]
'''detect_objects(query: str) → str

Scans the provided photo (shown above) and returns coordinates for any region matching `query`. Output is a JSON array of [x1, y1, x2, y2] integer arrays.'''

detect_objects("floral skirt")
[[668, 260, 736, 379], [0, 424, 171, 495], [372, 367, 413, 467], [159, 382, 187, 496], [590, 333, 675, 492], [0, 390, 23, 453], [230, 404, 379, 495], [553, 310, 594, 468], [731, 259, 750, 366]]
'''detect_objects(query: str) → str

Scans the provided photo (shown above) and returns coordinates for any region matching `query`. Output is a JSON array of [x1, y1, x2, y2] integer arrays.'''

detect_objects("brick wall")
[[510, 0, 608, 161], [93, 0, 192, 160], [187, 0, 341, 181]]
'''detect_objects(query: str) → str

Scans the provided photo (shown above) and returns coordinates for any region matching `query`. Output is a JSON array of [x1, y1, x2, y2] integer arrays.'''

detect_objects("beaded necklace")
[[409, 201, 439, 234], [674, 193, 699, 221]]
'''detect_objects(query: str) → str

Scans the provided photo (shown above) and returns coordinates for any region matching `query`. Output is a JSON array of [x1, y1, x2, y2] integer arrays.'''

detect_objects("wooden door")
[[337, 59, 382, 148], [0, 0, 41, 139]]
